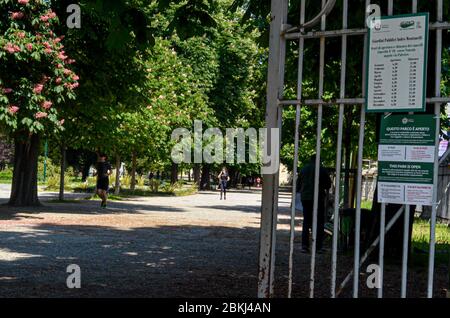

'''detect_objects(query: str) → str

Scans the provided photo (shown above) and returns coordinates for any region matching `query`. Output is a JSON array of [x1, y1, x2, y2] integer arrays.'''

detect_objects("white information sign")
[[377, 114, 436, 205], [366, 13, 429, 112]]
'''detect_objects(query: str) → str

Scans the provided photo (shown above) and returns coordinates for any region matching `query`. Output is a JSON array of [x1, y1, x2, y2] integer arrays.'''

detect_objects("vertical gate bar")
[[428, 0, 443, 299], [287, 0, 306, 298], [352, 95, 366, 297], [331, 0, 348, 298], [309, 0, 326, 298], [378, 2, 393, 300], [412, 0, 417, 13], [401, 205, 410, 298], [288, 103, 300, 298], [258, 0, 288, 298], [352, 0, 370, 298], [378, 202, 386, 298]]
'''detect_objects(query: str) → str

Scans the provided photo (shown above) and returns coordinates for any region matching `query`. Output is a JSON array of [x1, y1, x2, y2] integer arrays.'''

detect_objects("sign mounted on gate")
[[377, 114, 436, 205], [366, 13, 429, 113]]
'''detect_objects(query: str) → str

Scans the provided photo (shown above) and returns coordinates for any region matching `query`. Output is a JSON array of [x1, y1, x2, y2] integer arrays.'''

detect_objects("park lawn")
[[0, 169, 46, 185], [0, 170, 12, 184], [357, 201, 448, 265], [411, 218, 450, 266]]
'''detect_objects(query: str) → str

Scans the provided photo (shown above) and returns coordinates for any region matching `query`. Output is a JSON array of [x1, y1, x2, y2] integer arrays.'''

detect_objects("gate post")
[[257, 0, 287, 298]]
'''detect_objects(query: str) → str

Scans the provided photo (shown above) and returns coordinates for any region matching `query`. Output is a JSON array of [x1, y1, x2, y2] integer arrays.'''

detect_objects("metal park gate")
[[258, 0, 450, 298]]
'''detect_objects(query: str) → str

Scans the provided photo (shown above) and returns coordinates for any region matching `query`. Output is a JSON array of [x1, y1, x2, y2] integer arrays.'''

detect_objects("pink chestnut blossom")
[[35, 112, 48, 119], [58, 52, 68, 60], [18, 0, 29, 4], [72, 75, 79, 81], [59, 119, 65, 126], [55, 77, 63, 84], [2, 88, 13, 94], [40, 11, 56, 22], [17, 32, 25, 39], [11, 12, 24, 20], [42, 101, 53, 110], [8, 106, 19, 114], [33, 84, 44, 94], [4, 43, 21, 53], [65, 82, 79, 90], [4, 43, 16, 54], [26, 43, 33, 51]]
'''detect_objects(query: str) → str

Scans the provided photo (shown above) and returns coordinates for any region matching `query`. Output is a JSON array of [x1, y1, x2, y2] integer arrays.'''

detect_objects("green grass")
[[0, 169, 12, 184], [411, 218, 450, 266], [361, 200, 373, 210]]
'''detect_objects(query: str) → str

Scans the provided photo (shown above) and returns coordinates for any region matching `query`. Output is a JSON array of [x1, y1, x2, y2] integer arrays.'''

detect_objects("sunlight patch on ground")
[[0, 248, 42, 261]]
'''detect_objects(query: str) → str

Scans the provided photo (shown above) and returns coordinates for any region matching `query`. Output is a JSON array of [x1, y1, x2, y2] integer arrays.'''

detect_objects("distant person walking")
[[297, 154, 331, 253], [247, 176, 253, 190], [95, 153, 112, 208], [218, 167, 230, 200]]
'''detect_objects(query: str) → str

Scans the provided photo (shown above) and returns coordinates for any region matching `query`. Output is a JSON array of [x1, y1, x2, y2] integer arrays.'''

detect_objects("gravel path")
[[0, 188, 447, 298]]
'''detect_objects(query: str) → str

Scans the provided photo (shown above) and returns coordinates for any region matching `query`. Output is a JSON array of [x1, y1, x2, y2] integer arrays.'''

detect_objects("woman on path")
[[218, 167, 230, 200]]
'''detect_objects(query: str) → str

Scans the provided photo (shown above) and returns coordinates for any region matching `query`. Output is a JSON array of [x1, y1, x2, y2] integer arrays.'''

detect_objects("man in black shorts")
[[95, 154, 112, 208]]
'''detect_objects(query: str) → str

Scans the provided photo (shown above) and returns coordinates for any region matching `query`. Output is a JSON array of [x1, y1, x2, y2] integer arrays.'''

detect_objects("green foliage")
[[136, 175, 146, 187], [37, 155, 58, 178], [121, 175, 132, 188], [45, 173, 71, 191], [149, 179, 161, 192], [0, 167, 12, 184]]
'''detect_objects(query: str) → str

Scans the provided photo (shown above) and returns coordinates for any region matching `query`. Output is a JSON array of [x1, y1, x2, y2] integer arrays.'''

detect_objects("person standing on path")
[[297, 154, 331, 253], [218, 167, 230, 200], [95, 153, 112, 208]]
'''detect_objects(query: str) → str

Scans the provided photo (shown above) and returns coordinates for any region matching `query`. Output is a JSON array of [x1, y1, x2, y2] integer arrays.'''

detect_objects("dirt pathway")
[[0, 190, 447, 297]]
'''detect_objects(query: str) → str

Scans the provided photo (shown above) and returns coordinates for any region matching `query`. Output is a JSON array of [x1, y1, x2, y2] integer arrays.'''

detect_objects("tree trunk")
[[200, 165, 210, 190], [188, 168, 191, 182], [130, 151, 137, 191], [59, 144, 66, 201], [193, 164, 201, 184], [114, 154, 121, 195], [81, 164, 89, 182], [9, 134, 41, 206], [171, 162, 178, 185]]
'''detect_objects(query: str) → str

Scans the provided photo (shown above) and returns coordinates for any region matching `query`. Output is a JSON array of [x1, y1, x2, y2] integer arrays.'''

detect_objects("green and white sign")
[[378, 114, 436, 205], [366, 13, 429, 112]]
